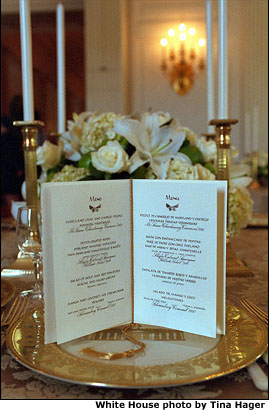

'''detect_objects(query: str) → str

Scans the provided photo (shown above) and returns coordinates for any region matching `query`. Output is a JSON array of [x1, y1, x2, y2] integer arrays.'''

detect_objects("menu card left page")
[[41, 180, 132, 344]]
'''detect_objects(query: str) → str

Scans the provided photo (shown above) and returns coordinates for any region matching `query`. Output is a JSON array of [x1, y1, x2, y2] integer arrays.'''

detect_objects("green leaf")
[[78, 175, 95, 181], [204, 162, 216, 174], [118, 137, 129, 151], [179, 145, 203, 164], [105, 173, 112, 180], [46, 170, 57, 182], [111, 171, 130, 179], [78, 152, 92, 170], [131, 166, 147, 179], [181, 138, 190, 148], [88, 163, 105, 179], [258, 166, 268, 177]]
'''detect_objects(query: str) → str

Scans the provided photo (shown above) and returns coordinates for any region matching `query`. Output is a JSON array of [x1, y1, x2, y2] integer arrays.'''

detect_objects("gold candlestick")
[[209, 119, 238, 185], [210, 118, 253, 277], [210, 119, 238, 232], [209, 119, 238, 227], [13, 120, 44, 207]]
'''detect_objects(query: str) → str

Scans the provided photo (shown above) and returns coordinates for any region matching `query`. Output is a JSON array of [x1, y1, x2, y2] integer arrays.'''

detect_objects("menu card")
[[41, 179, 227, 344]]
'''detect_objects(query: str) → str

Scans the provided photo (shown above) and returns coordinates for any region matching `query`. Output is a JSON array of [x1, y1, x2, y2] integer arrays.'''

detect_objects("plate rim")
[[6, 303, 268, 389], [1, 278, 16, 307]]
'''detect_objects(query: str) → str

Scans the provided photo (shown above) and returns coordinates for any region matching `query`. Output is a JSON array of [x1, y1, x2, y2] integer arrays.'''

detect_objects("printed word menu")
[[41, 179, 227, 344]]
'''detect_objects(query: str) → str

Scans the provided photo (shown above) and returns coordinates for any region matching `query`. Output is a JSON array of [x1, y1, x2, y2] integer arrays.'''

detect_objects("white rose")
[[195, 137, 217, 163], [36, 141, 62, 170], [91, 141, 129, 173]]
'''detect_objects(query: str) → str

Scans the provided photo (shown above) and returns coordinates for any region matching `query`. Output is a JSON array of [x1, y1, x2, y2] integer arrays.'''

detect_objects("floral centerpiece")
[[243, 151, 268, 186], [36, 110, 253, 237]]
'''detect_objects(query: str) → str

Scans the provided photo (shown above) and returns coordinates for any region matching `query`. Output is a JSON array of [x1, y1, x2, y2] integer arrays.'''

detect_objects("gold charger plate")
[[1, 279, 16, 307], [6, 304, 268, 389]]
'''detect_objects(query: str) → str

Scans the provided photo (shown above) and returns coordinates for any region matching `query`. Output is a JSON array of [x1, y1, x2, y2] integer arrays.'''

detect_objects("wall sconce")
[[160, 24, 206, 96]]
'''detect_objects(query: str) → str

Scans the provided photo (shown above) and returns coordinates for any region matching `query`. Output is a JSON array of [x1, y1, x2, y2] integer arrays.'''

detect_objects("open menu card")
[[41, 179, 227, 344]]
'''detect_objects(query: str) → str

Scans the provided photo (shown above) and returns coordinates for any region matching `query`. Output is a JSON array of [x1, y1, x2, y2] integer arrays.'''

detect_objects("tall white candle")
[[253, 106, 259, 152], [206, 0, 214, 132], [218, 0, 228, 119], [244, 112, 251, 154], [57, 3, 66, 134], [19, 0, 34, 121]]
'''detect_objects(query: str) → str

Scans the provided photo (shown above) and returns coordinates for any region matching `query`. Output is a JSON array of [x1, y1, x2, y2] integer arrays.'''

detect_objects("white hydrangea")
[[59, 112, 126, 160], [228, 182, 253, 237], [166, 159, 215, 180], [50, 165, 90, 182], [195, 163, 216, 180], [145, 159, 215, 181], [66, 111, 94, 143], [145, 167, 157, 179], [195, 137, 217, 163], [80, 112, 125, 153]]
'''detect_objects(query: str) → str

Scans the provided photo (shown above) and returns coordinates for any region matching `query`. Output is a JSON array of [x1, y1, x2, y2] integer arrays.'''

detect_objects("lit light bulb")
[[168, 28, 175, 37], [189, 27, 196, 36], [179, 33, 187, 41], [199, 38, 206, 47], [160, 38, 168, 47], [179, 23, 186, 32]]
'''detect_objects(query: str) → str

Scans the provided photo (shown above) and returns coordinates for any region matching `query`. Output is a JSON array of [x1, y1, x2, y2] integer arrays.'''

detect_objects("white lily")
[[113, 112, 191, 179], [59, 132, 81, 161], [59, 112, 95, 161], [230, 163, 253, 188]]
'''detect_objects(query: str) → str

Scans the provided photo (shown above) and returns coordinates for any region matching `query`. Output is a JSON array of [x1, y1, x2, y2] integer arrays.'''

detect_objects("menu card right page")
[[132, 180, 227, 338]]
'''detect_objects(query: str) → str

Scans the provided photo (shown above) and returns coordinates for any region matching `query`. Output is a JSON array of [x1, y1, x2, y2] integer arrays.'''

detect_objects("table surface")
[[1, 224, 268, 400]]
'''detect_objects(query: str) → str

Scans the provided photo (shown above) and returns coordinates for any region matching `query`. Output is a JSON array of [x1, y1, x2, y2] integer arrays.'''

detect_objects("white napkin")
[[262, 351, 268, 365], [247, 361, 268, 391]]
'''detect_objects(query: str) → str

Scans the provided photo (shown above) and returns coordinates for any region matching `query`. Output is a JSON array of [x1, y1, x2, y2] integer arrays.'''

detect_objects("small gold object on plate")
[[6, 304, 268, 388], [1, 257, 34, 277], [1, 279, 16, 307]]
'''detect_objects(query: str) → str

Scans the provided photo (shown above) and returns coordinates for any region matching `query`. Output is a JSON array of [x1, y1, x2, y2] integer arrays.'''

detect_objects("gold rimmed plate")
[[6, 304, 268, 388], [1, 279, 16, 307]]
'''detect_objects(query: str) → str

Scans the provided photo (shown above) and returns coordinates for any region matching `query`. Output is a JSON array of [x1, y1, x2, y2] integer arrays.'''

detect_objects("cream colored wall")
[[240, 0, 268, 154], [84, 0, 268, 157], [129, 0, 212, 136], [84, 0, 127, 113]]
